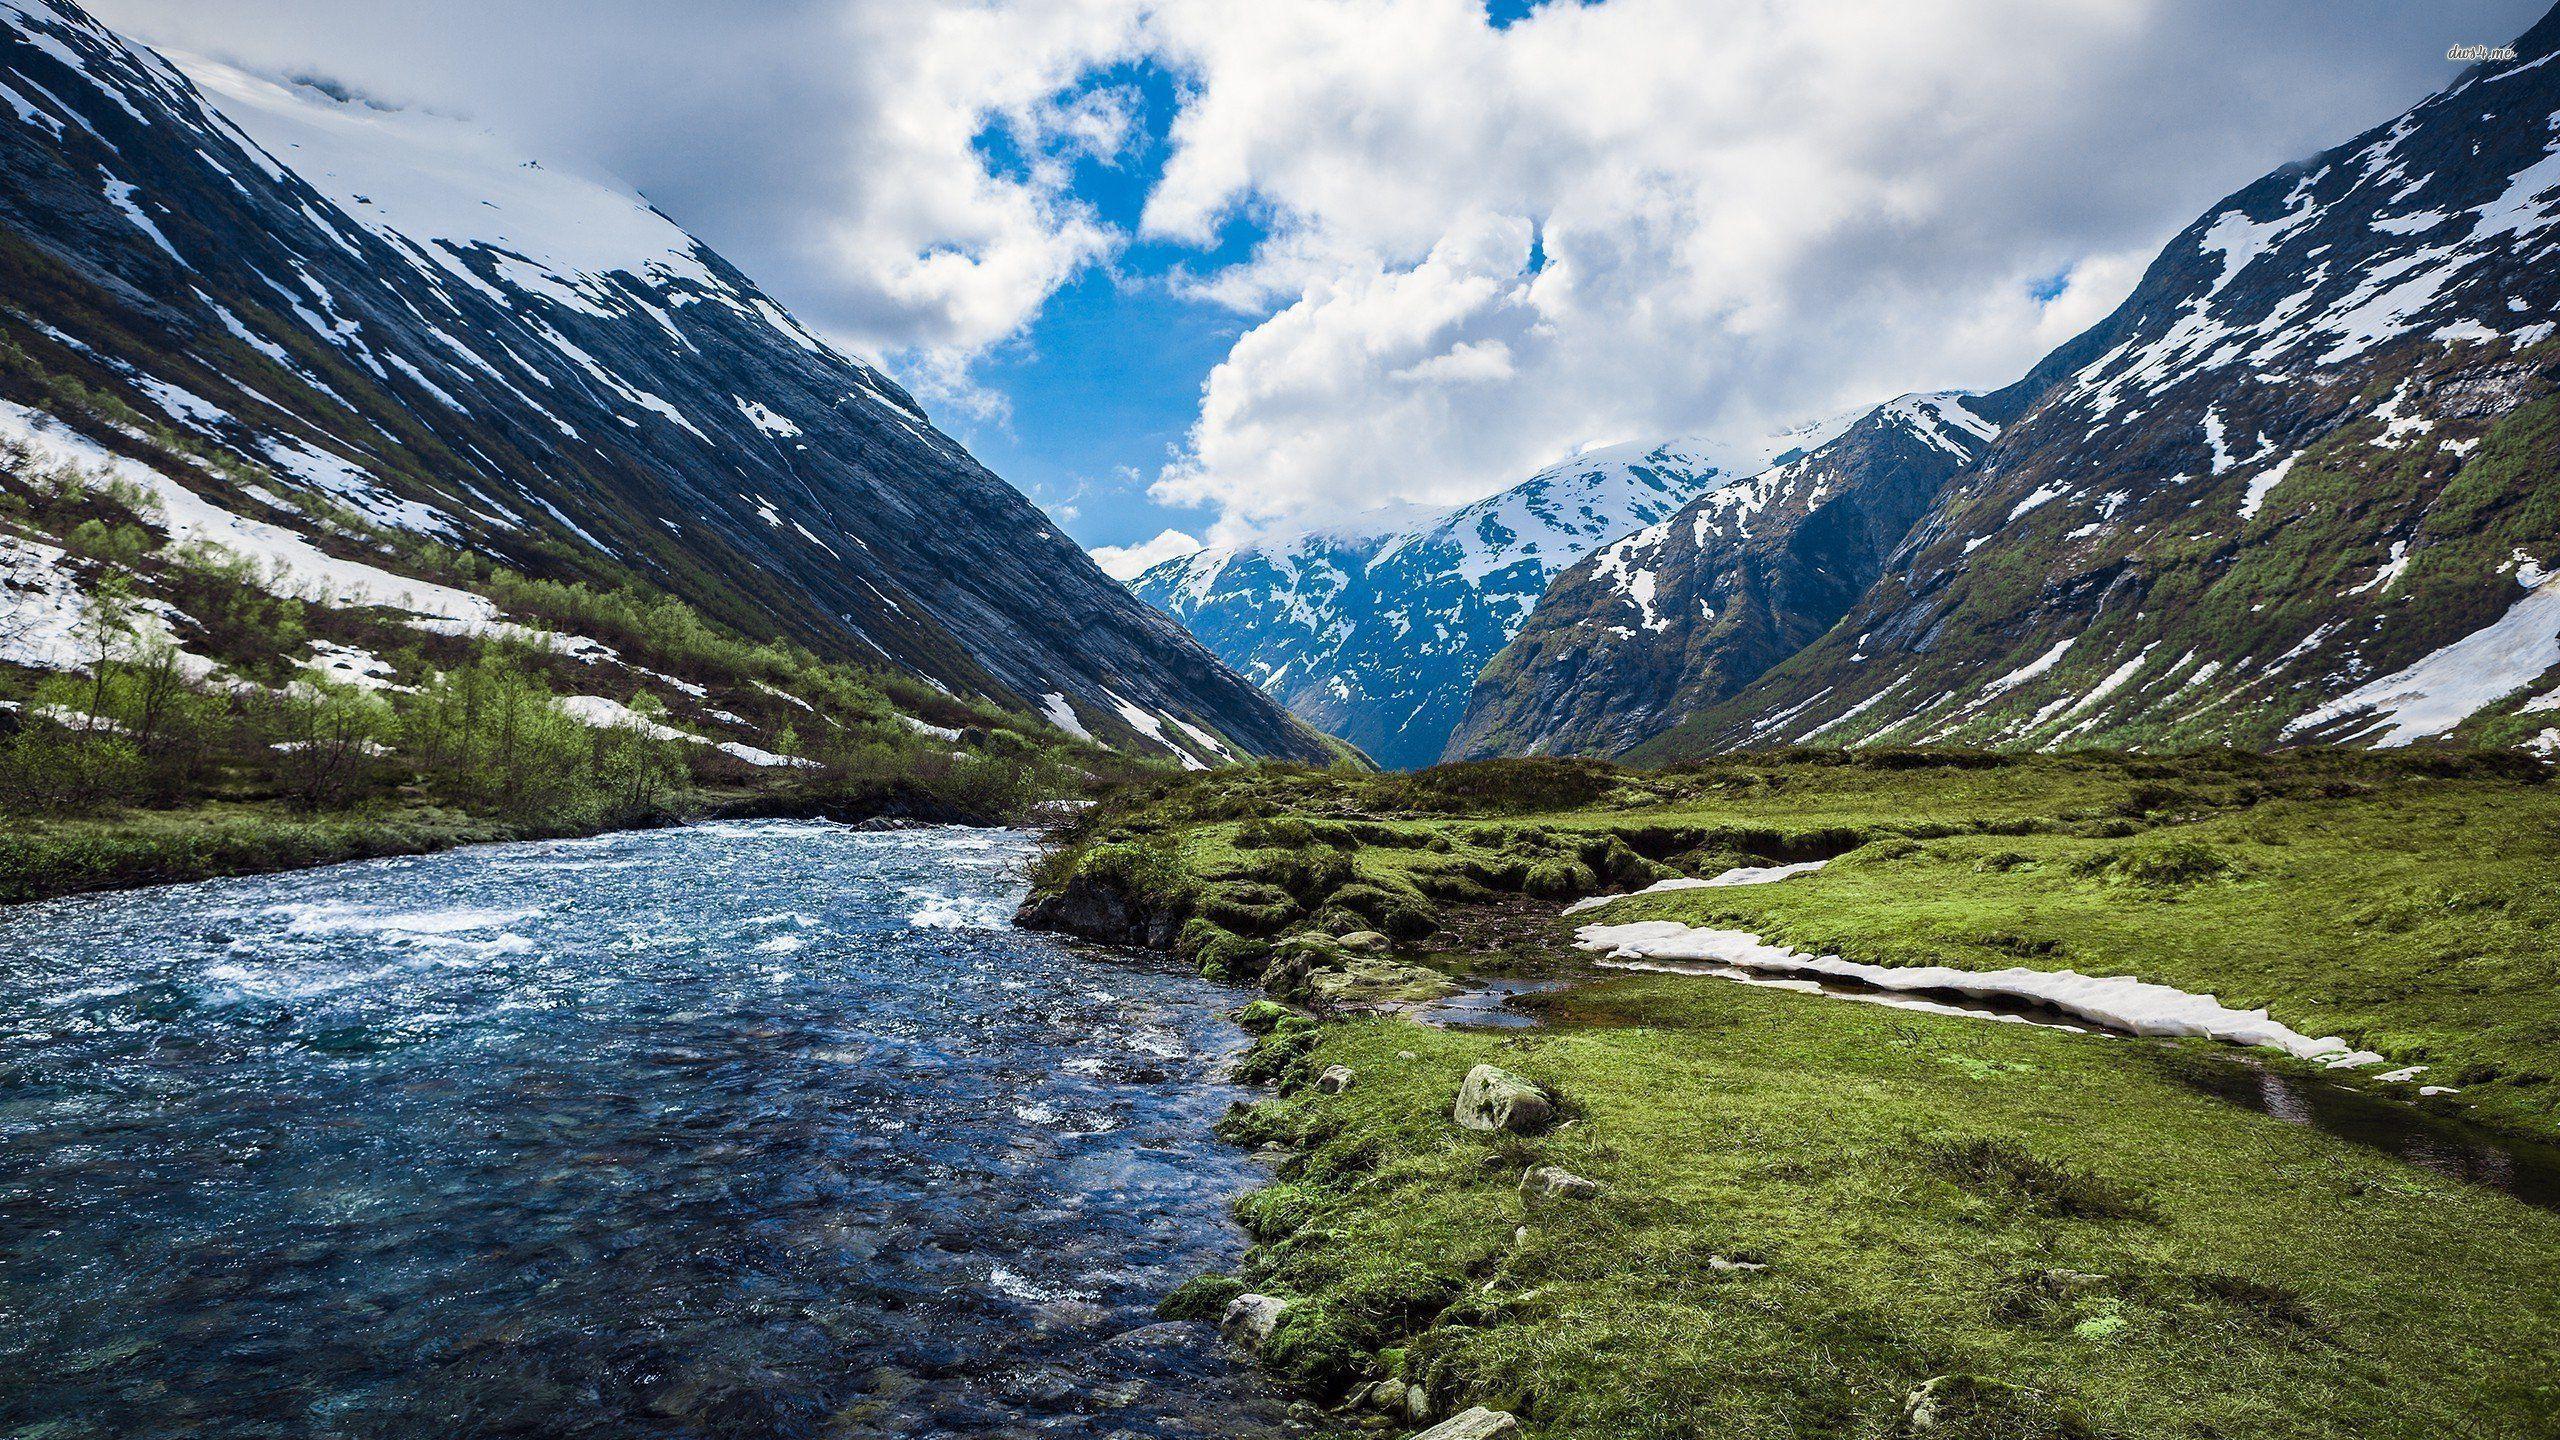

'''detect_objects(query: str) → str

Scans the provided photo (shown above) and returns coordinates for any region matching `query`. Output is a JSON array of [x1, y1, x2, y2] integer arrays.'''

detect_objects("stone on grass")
[[1411, 1406, 1519, 1439], [1898, 1374, 2094, 1438], [1453, 1064, 1553, 1134], [1219, 1293, 1289, 1352], [1337, 930, 1392, 953], [1315, 1064, 1357, 1095], [1519, 1164, 1600, 1203]]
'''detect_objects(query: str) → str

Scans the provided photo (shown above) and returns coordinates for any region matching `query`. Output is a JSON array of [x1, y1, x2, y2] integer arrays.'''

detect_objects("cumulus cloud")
[[1089, 528, 1204, 580], [92, 0, 2545, 539]]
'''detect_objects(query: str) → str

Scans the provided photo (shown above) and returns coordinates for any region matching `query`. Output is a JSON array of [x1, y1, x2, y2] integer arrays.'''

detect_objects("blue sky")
[[942, 58, 1266, 556]]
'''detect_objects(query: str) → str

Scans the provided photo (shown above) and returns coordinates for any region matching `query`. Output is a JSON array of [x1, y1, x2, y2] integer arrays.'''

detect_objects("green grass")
[[1224, 976, 2560, 1438], [1596, 775, 2560, 1137], [1022, 752, 2560, 1437]]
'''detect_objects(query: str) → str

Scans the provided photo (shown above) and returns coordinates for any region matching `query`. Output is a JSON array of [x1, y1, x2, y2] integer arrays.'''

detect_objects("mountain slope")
[[1444, 394, 2011, 759], [1633, 12, 2560, 760], [1131, 421, 1849, 768], [0, 0, 1329, 764]]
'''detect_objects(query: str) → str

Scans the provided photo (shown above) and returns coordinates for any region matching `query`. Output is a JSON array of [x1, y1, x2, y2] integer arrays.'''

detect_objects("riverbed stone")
[[1219, 1293, 1290, 1352], [1411, 1406, 1520, 1439], [1453, 1064, 1553, 1133], [1337, 930, 1392, 953], [1315, 1065, 1357, 1095], [1519, 1164, 1599, 1203]]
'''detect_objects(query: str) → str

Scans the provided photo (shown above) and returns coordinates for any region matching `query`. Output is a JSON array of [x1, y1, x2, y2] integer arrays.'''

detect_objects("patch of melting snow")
[[1038, 691, 1092, 742], [1564, 860, 1829, 915], [2237, 453, 2298, 520], [1573, 920, 2388, 1068], [1, 402, 494, 622]]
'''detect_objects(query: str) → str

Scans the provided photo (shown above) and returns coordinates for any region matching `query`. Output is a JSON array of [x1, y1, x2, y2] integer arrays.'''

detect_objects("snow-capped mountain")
[[0, 0, 1330, 763], [1627, 10, 2560, 758], [1445, 392, 2022, 760], [1130, 420, 1851, 768]]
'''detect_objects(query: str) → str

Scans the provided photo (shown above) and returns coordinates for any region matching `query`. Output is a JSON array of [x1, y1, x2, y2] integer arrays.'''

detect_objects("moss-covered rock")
[[1156, 1273, 1247, 1322]]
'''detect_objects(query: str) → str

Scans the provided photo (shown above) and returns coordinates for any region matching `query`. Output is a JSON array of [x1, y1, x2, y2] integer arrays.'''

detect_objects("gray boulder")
[[1412, 1407, 1520, 1439], [1316, 1064, 1358, 1095], [1219, 1293, 1289, 1352], [1453, 1064, 1553, 1134], [1897, 1374, 2091, 1437], [1519, 1164, 1600, 1203]]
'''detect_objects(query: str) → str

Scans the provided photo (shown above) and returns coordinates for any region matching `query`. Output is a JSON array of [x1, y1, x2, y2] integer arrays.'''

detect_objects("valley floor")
[[1021, 751, 2560, 1439]]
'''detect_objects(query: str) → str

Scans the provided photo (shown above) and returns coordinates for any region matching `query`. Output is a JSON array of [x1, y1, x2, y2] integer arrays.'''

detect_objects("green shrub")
[[1196, 928, 1274, 983], [1200, 880, 1303, 935], [1234, 999, 1296, 1035], [2078, 839, 2234, 887]]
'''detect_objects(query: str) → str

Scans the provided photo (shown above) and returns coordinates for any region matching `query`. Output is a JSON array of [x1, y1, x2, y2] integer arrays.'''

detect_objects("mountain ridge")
[[0, 0, 1332, 764], [1634, 8, 2560, 759]]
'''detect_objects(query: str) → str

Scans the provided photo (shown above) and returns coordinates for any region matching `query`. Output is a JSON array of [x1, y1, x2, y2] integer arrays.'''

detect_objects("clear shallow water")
[[0, 822, 1293, 1439]]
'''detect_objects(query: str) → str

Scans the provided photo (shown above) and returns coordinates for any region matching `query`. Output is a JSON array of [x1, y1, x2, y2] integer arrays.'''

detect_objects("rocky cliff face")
[[0, 0, 1330, 763], [1638, 13, 2560, 758], [1130, 422, 1848, 768], [1444, 394, 2008, 759]]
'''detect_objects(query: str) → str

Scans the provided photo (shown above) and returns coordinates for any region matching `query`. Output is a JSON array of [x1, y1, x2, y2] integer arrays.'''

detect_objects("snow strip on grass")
[[1572, 919, 2387, 1067], [1562, 860, 1829, 915]]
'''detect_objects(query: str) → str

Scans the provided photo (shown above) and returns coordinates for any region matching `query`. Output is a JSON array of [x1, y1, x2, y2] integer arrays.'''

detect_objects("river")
[[0, 822, 1294, 1439]]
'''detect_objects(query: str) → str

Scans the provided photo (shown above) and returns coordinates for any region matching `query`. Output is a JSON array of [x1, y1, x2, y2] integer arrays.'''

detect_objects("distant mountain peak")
[[1129, 415, 1853, 767]]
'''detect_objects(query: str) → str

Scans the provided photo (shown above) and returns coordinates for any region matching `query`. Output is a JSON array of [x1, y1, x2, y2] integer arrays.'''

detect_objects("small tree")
[[591, 692, 688, 821], [269, 673, 391, 809], [73, 573, 138, 729]]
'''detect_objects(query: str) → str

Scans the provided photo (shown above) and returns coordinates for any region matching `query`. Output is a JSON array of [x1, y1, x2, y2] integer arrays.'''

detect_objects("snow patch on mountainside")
[[0, 401, 495, 621], [2286, 565, 2560, 744], [176, 54, 721, 304]]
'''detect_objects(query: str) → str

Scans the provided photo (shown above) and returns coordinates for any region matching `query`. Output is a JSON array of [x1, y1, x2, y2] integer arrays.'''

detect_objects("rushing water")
[[0, 822, 1295, 1440]]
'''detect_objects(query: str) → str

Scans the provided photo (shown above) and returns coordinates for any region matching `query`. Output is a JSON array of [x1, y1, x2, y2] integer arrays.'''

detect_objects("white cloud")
[[1089, 527, 1204, 580], [1125, 0, 2543, 537]]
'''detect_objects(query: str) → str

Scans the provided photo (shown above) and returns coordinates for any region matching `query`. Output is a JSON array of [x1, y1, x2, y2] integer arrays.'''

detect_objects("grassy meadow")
[[1024, 751, 2560, 1438]]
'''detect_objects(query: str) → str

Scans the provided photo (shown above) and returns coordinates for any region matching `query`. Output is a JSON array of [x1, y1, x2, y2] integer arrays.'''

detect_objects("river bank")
[[0, 777, 1065, 907], [1016, 751, 2560, 1438]]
